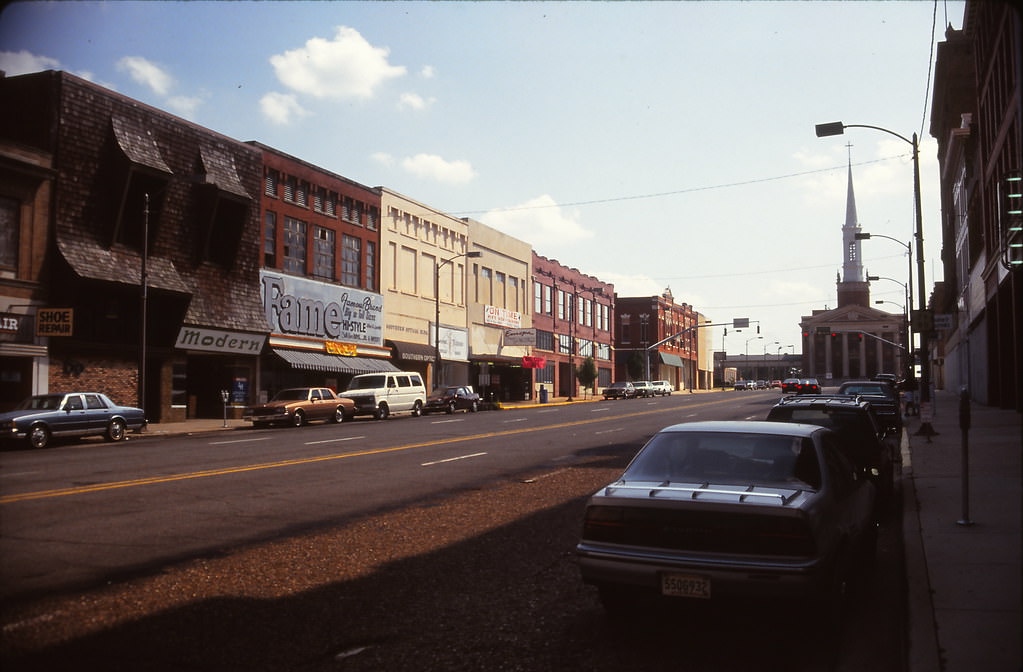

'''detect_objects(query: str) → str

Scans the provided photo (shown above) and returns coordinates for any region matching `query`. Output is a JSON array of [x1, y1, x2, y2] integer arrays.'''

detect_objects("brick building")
[[531, 255, 615, 399], [0, 70, 266, 421], [615, 288, 699, 391]]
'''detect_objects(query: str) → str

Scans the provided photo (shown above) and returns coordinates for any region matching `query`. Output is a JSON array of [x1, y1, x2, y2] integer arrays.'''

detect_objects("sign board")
[[176, 327, 265, 354], [260, 270, 384, 346], [36, 308, 73, 336], [522, 356, 546, 369], [732, 318, 750, 329], [0, 312, 21, 335], [504, 328, 536, 346], [484, 305, 522, 329], [934, 313, 954, 331], [919, 401, 934, 423]]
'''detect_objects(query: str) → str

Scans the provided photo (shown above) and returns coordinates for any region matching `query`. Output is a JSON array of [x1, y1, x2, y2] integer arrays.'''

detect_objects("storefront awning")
[[660, 352, 685, 368], [469, 354, 526, 366], [386, 340, 436, 363], [272, 348, 400, 374]]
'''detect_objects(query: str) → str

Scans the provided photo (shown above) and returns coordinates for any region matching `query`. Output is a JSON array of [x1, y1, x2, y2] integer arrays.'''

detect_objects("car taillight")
[[582, 505, 626, 541]]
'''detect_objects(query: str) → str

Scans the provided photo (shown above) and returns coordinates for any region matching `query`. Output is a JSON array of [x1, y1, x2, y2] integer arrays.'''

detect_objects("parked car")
[[771, 380, 783, 389], [836, 380, 903, 434], [577, 420, 876, 618], [733, 380, 754, 390], [632, 381, 656, 398], [755, 380, 768, 390], [766, 395, 899, 505], [244, 387, 354, 427], [424, 385, 480, 414], [796, 378, 822, 395], [650, 380, 673, 396], [0, 392, 146, 449], [343, 371, 427, 420], [603, 382, 637, 399], [781, 378, 802, 394]]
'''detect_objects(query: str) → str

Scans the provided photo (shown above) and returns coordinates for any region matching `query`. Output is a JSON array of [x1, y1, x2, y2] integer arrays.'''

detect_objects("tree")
[[576, 356, 598, 398]]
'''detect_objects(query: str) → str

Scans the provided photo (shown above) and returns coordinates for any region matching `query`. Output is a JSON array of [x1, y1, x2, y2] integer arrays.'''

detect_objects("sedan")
[[0, 392, 146, 449], [603, 382, 637, 400], [424, 386, 481, 414], [243, 387, 354, 427], [577, 421, 876, 620], [796, 379, 822, 395], [632, 381, 656, 398], [781, 378, 802, 394]]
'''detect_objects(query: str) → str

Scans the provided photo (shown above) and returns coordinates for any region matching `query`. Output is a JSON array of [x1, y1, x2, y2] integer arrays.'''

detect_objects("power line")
[[452, 155, 909, 216]]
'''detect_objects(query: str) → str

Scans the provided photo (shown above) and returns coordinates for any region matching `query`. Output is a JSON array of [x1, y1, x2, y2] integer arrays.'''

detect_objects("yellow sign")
[[37, 308, 74, 336], [325, 341, 357, 357]]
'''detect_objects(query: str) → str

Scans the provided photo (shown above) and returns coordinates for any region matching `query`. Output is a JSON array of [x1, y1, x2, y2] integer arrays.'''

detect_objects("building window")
[[263, 211, 277, 267], [283, 217, 307, 274], [0, 196, 18, 271], [295, 180, 308, 207], [557, 290, 566, 320], [509, 276, 519, 313], [534, 281, 543, 314], [264, 169, 279, 198], [495, 271, 506, 307], [536, 362, 555, 384], [342, 234, 361, 287], [558, 333, 573, 355], [283, 175, 296, 203], [366, 206, 378, 231], [544, 285, 552, 315], [313, 187, 325, 214], [480, 267, 492, 304], [365, 241, 376, 291], [536, 330, 554, 351], [313, 226, 335, 280]]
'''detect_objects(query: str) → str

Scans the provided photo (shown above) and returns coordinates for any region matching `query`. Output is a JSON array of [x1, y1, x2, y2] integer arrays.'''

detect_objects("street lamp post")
[[435, 250, 481, 390], [869, 274, 911, 376], [745, 335, 762, 382], [816, 121, 935, 436]]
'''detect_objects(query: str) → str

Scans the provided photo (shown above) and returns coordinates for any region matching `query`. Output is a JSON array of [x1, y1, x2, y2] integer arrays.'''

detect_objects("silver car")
[[577, 421, 876, 617]]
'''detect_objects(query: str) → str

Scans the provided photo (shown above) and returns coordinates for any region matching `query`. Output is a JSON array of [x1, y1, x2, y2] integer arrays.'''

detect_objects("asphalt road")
[[0, 391, 905, 671]]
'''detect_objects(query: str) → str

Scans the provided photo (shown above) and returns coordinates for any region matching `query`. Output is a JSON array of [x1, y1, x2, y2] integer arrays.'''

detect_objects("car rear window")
[[624, 431, 822, 489]]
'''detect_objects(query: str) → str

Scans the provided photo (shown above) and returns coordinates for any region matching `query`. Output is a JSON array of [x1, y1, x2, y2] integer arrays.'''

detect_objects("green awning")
[[660, 352, 685, 368]]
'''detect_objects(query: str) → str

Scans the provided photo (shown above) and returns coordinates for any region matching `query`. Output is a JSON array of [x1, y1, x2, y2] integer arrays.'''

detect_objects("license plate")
[[661, 573, 711, 599]]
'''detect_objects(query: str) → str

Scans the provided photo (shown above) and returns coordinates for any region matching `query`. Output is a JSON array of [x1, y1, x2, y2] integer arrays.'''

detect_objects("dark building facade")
[[615, 289, 699, 390], [929, 1, 1021, 410], [0, 70, 266, 421], [531, 254, 615, 399]]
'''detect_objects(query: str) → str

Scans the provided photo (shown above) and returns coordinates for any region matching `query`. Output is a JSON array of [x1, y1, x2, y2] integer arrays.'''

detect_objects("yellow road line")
[[1, 398, 730, 504]]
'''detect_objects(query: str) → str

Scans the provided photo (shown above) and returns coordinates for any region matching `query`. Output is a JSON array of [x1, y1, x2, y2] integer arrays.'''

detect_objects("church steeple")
[[837, 148, 870, 308]]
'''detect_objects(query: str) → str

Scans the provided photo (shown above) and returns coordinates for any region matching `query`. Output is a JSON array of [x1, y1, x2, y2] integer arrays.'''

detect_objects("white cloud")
[[116, 56, 174, 96], [166, 94, 203, 120], [371, 152, 395, 167], [593, 271, 663, 298], [400, 153, 476, 185], [0, 49, 60, 75], [420, 65, 436, 79], [483, 195, 593, 247], [269, 26, 406, 101], [259, 91, 307, 125], [398, 92, 435, 111]]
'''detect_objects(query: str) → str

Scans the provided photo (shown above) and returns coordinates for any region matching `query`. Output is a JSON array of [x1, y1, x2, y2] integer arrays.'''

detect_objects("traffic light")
[[1001, 171, 1022, 270]]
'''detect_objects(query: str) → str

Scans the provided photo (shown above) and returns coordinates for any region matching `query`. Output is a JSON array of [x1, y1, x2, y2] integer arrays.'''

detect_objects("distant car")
[[837, 380, 902, 433], [577, 420, 876, 617], [650, 380, 673, 396], [771, 380, 783, 389], [0, 392, 146, 449], [244, 387, 354, 427], [755, 380, 768, 390], [766, 395, 899, 504], [424, 385, 481, 414], [733, 380, 754, 391], [632, 381, 655, 398], [781, 378, 802, 394], [796, 379, 822, 395], [603, 382, 637, 399]]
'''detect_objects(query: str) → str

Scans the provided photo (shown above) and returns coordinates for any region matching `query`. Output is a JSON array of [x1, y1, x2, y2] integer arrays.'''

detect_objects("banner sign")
[[504, 328, 536, 346], [176, 327, 266, 354], [260, 270, 384, 346], [484, 305, 521, 329], [522, 356, 546, 369], [0, 312, 21, 335]]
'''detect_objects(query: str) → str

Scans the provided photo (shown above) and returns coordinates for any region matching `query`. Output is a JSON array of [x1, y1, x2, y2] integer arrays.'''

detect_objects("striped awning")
[[272, 348, 400, 374]]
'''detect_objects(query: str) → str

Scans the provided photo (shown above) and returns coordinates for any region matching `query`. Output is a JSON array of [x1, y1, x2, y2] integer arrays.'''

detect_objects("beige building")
[[379, 188, 473, 390], [465, 219, 533, 402]]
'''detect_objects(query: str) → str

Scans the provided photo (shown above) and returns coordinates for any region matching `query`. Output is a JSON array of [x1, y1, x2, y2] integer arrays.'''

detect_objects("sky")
[[0, 0, 966, 356]]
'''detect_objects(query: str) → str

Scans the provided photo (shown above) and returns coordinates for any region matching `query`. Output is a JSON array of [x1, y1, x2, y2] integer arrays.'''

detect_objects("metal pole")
[[912, 133, 937, 437], [957, 388, 973, 526], [435, 262, 441, 390], [139, 193, 149, 413]]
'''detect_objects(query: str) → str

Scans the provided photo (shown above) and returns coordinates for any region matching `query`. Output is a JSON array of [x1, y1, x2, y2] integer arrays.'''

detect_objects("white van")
[[343, 371, 427, 420]]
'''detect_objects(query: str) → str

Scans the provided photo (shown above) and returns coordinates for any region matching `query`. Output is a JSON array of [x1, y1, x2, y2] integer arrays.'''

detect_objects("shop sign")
[[431, 325, 469, 361], [504, 328, 536, 346], [260, 270, 384, 346], [1, 312, 21, 335], [522, 356, 546, 369], [325, 341, 358, 356], [36, 308, 73, 336], [176, 327, 266, 354], [484, 305, 521, 329]]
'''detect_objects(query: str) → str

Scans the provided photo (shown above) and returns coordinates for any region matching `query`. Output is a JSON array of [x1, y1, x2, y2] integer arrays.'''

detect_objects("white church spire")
[[842, 147, 863, 283]]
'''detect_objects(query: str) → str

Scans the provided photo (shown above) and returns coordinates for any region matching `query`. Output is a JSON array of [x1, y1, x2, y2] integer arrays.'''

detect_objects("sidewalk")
[[903, 389, 1021, 672]]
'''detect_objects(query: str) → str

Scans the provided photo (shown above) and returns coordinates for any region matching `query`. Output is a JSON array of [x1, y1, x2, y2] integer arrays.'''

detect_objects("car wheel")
[[469, 400, 478, 413], [412, 400, 423, 417], [106, 418, 127, 442], [332, 407, 346, 423], [374, 404, 389, 420], [291, 411, 305, 427], [446, 401, 456, 414], [28, 424, 50, 449]]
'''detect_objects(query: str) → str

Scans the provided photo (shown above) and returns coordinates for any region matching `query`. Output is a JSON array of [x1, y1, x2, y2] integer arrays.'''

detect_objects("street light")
[[435, 250, 481, 390], [745, 335, 763, 382], [816, 121, 935, 436], [859, 233, 914, 345]]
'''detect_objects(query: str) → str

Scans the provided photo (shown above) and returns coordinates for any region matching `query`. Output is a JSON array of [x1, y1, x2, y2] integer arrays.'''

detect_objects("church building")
[[799, 159, 909, 384]]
